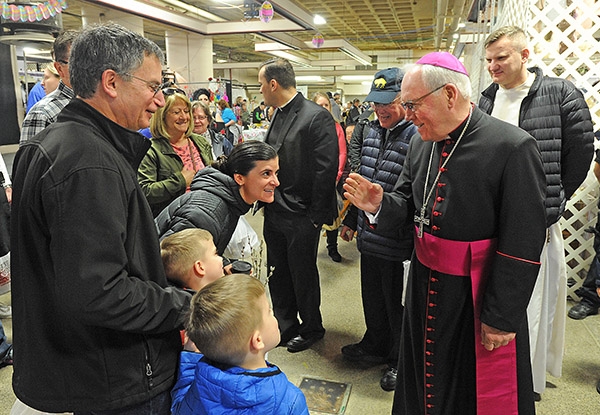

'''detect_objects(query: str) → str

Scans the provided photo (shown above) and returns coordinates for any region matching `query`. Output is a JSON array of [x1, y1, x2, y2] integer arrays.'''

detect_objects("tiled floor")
[[1, 207, 599, 414]]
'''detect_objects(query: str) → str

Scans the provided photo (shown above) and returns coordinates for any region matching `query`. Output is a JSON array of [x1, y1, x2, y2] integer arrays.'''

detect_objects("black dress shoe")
[[328, 247, 342, 263], [286, 334, 323, 353], [568, 301, 598, 320], [596, 378, 600, 395], [341, 343, 387, 363], [533, 392, 541, 402], [380, 366, 397, 392]]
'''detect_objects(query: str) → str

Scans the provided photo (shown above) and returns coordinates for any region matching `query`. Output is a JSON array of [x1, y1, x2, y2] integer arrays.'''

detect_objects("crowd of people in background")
[[2, 20, 600, 415]]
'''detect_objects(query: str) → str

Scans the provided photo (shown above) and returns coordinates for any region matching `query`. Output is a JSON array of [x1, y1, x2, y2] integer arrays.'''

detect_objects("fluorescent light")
[[339, 47, 372, 66], [361, 81, 372, 86], [257, 32, 304, 50], [23, 47, 42, 54], [162, 0, 226, 22], [296, 76, 323, 82], [255, 42, 293, 52], [341, 75, 374, 81], [266, 50, 312, 68], [313, 15, 326, 25]]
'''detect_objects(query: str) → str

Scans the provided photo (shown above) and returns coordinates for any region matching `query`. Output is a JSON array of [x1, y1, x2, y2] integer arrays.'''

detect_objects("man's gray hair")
[[70, 23, 164, 99], [418, 64, 472, 100]]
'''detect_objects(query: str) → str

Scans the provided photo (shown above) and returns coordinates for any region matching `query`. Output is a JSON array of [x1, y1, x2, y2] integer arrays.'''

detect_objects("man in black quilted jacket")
[[479, 25, 594, 401]]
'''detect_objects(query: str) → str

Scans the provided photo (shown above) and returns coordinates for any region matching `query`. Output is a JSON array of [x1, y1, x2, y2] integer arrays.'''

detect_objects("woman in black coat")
[[155, 141, 279, 255]]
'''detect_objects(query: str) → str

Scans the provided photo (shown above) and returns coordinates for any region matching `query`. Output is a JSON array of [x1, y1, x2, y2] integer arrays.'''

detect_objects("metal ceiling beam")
[[269, 0, 316, 31], [90, 0, 308, 35]]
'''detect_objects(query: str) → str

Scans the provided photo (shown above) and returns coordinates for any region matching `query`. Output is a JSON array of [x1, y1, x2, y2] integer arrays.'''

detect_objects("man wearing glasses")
[[20, 29, 79, 145], [345, 52, 547, 415], [11, 23, 191, 414], [339, 67, 416, 392]]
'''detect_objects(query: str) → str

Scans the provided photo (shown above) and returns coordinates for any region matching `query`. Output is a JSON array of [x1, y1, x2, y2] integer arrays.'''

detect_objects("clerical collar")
[[277, 92, 298, 112], [447, 105, 474, 141]]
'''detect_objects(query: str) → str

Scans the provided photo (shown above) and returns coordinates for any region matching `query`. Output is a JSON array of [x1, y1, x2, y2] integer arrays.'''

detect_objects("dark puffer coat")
[[343, 119, 417, 261], [155, 167, 252, 255], [479, 66, 594, 226]]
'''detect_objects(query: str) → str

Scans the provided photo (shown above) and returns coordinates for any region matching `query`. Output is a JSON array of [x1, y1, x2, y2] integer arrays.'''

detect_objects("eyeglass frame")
[[57, 59, 69, 65], [400, 84, 447, 112], [123, 72, 170, 96]]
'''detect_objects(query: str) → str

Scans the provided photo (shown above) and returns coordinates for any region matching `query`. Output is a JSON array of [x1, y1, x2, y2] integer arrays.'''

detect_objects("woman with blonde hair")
[[41, 63, 60, 94], [138, 87, 213, 217]]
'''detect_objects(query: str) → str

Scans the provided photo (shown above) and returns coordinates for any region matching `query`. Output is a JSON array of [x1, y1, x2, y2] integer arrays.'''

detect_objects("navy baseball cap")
[[364, 67, 404, 104]]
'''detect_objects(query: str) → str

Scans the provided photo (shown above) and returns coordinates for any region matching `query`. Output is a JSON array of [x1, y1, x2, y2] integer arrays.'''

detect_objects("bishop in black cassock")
[[345, 53, 546, 415]]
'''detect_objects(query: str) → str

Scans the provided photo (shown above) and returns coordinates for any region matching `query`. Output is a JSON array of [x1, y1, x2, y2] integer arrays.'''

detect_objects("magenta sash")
[[414, 227, 519, 415]]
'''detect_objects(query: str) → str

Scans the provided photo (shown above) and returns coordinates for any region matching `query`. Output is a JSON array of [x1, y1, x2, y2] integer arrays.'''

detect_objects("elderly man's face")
[[401, 69, 450, 142], [373, 95, 405, 130]]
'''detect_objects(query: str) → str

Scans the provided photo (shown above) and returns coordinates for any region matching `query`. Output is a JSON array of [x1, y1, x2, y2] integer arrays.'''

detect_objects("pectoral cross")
[[414, 207, 429, 238]]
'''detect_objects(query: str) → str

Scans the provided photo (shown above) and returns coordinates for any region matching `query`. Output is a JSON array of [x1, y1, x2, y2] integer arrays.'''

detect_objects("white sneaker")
[[0, 303, 11, 319]]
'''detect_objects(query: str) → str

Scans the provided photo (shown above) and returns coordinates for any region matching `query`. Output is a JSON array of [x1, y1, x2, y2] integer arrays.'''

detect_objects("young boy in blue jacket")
[[171, 274, 309, 415]]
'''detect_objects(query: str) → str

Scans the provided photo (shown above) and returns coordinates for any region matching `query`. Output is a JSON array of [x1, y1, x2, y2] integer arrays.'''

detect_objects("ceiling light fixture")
[[161, 0, 226, 22], [296, 75, 323, 82], [257, 32, 303, 50], [338, 47, 372, 66], [340, 75, 374, 81], [266, 50, 312, 67], [313, 15, 326, 25]]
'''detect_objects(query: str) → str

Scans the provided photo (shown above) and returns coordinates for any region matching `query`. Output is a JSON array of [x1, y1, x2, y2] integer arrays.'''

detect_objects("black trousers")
[[575, 213, 600, 307], [359, 253, 406, 365], [264, 209, 325, 340]]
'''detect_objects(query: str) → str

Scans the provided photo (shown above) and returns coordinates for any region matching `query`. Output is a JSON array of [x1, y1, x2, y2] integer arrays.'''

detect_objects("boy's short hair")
[[161, 229, 213, 285], [186, 274, 265, 366]]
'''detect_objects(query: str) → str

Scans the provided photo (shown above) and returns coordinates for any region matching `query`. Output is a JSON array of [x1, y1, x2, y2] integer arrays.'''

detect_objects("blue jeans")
[[73, 390, 171, 415]]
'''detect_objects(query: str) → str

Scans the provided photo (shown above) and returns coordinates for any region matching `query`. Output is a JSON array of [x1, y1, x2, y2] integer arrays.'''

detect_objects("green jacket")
[[138, 133, 213, 217]]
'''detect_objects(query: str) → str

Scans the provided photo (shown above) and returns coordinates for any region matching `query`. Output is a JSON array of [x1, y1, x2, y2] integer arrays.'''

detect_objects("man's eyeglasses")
[[400, 84, 447, 112], [57, 60, 69, 65], [194, 115, 208, 121], [123, 72, 170, 96]]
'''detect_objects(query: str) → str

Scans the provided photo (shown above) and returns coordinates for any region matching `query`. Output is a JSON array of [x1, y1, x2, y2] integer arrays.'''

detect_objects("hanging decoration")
[[208, 77, 228, 103], [259, 1, 273, 23], [312, 33, 324, 48], [1, 0, 68, 23]]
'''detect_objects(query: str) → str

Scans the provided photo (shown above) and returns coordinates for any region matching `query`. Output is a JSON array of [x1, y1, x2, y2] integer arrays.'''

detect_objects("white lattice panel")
[[528, 0, 600, 298], [468, 0, 600, 298], [560, 173, 599, 299]]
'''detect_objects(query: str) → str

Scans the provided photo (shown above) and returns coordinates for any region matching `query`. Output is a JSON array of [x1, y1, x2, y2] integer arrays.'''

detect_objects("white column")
[[80, 5, 144, 35], [165, 30, 213, 86]]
